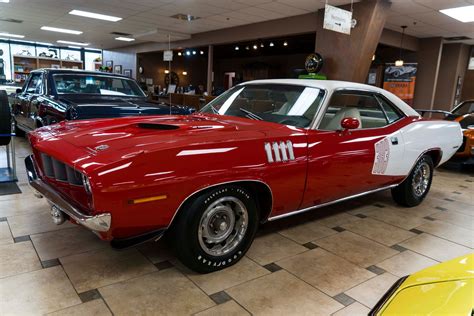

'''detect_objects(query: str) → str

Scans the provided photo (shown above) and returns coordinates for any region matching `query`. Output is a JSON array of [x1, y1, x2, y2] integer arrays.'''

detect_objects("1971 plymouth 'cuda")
[[26, 79, 463, 273], [12, 69, 192, 135]]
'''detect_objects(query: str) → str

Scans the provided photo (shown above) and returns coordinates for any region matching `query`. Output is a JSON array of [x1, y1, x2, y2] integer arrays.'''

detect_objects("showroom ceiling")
[[0, 0, 473, 49]]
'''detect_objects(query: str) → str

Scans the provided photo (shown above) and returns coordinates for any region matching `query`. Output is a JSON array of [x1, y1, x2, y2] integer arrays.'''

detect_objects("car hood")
[[29, 114, 289, 171]]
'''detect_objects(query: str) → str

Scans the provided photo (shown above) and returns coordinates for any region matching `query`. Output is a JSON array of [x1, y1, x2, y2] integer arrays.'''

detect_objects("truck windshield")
[[200, 84, 325, 128], [53, 74, 145, 97]]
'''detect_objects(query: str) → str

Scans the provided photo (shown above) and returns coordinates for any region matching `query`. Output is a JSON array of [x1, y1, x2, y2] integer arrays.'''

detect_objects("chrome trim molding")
[[25, 155, 111, 232], [267, 184, 397, 221]]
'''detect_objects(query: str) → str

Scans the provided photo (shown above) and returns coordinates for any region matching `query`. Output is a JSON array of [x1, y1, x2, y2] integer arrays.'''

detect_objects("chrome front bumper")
[[25, 155, 111, 232]]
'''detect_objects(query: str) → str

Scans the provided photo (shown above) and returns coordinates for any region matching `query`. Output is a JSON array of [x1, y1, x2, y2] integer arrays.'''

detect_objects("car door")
[[22, 73, 44, 131], [300, 89, 406, 208]]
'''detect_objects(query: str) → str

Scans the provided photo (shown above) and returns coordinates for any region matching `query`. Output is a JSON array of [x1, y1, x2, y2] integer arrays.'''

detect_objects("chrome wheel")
[[412, 161, 430, 197], [198, 196, 248, 256]]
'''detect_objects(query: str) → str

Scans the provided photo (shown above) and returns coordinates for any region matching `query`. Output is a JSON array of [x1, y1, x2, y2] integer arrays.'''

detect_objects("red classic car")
[[26, 80, 463, 273]]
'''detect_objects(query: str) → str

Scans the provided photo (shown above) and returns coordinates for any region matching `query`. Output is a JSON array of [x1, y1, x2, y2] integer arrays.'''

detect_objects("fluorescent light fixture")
[[57, 40, 89, 46], [0, 32, 24, 38], [0, 0, 10, 3], [69, 10, 122, 22], [115, 37, 135, 42], [41, 26, 82, 35], [68, 45, 82, 49], [395, 59, 404, 67], [440, 5, 474, 23]]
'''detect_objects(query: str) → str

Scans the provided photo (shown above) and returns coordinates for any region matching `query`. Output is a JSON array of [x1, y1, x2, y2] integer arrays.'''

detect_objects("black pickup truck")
[[10, 68, 192, 135]]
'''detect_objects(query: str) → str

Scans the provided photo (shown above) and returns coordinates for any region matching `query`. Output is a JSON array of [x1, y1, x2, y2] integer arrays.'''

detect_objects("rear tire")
[[171, 185, 259, 273], [0, 90, 12, 146], [391, 155, 433, 207]]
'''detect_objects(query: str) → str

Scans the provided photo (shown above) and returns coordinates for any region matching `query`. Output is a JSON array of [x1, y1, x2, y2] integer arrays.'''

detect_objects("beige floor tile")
[[0, 266, 81, 315], [346, 204, 381, 215], [47, 300, 112, 316], [195, 301, 250, 316], [246, 233, 307, 265], [314, 231, 398, 268], [376, 250, 438, 277], [277, 248, 375, 296], [227, 270, 343, 315], [0, 221, 13, 245], [0, 241, 42, 278], [8, 210, 74, 237], [345, 273, 399, 308], [431, 210, 474, 230], [60, 248, 157, 293], [31, 227, 107, 261], [278, 220, 337, 244], [399, 233, 472, 262], [100, 268, 214, 316], [438, 200, 474, 216], [0, 195, 50, 217], [362, 207, 429, 230], [332, 302, 371, 316], [136, 240, 174, 264], [341, 217, 416, 246], [182, 256, 269, 295], [314, 212, 361, 228], [418, 220, 474, 248]]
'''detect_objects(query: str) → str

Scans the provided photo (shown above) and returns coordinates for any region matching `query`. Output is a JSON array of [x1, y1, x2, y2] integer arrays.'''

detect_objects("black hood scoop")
[[137, 123, 180, 130]]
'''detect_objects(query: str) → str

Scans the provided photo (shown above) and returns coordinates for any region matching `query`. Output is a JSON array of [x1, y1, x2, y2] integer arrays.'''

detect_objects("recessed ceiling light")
[[178, 52, 182, 56], [440, 5, 474, 22], [283, 41, 288, 46], [192, 50, 196, 55], [115, 37, 135, 42], [245, 46, 250, 50], [200, 50, 204, 55], [269, 42, 274, 47], [57, 40, 89, 46], [235, 46, 239, 51], [41, 26, 82, 35], [253, 44, 258, 50], [182, 71, 188, 75], [260, 43, 264, 48], [186, 50, 191, 56], [69, 10, 122, 22], [0, 32, 24, 38]]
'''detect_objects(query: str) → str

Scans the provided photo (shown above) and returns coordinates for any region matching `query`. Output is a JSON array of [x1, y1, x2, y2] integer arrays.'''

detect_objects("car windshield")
[[452, 101, 474, 115], [200, 84, 325, 128], [53, 74, 145, 97]]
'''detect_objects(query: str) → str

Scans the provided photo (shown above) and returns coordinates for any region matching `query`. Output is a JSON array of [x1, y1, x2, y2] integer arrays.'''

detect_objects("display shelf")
[[13, 55, 84, 82]]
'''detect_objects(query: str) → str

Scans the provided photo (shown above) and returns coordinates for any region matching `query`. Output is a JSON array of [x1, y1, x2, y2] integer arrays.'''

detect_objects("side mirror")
[[341, 117, 360, 130], [16, 88, 22, 94]]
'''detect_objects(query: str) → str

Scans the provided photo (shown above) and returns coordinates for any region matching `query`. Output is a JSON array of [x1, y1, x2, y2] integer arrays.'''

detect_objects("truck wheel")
[[0, 90, 12, 146], [172, 185, 259, 273], [391, 155, 433, 207]]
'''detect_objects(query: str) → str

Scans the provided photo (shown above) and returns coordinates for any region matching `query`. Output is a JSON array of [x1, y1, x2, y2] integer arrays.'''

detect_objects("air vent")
[[137, 123, 179, 130], [0, 18, 23, 23], [444, 36, 471, 41], [110, 31, 131, 36], [171, 13, 200, 21]]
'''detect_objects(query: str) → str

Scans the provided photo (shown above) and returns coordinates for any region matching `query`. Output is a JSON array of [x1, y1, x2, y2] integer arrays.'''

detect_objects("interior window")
[[319, 91, 390, 130], [375, 95, 404, 123], [26, 74, 43, 94]]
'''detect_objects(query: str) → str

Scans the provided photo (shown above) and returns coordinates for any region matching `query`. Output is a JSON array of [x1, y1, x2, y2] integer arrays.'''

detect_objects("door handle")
[[391, 137, 399, 145]]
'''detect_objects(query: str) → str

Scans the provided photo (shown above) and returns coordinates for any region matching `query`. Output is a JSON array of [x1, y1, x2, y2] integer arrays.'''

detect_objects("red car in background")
[[26, 79, 462, 273]]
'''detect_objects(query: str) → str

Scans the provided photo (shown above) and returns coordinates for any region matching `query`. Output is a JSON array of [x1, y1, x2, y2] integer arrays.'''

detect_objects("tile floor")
[[0, 137, 473, 315]]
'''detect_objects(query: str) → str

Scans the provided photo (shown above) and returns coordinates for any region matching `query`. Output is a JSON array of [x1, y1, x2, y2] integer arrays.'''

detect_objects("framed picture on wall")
[[114, 65, 122, 74], [123, 69, 132, 77], [105, 60, 113, 68]]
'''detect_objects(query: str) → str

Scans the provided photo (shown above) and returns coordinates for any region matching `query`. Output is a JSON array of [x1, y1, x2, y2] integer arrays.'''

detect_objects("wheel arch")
[[424, 148, 443, 167], [167, 180, 273, 231]]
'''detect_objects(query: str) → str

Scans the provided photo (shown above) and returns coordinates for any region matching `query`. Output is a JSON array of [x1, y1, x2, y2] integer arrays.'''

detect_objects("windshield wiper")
[[209, 104, 219, 114], [239, 108, 263, 121]]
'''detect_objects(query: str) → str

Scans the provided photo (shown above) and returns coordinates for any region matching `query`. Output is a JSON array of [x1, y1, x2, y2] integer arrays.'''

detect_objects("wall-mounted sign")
[[323, 4, 352, 35], [383, 63, 418, 106], [163, 50, 173, 61], [304, 52, 324, 74]]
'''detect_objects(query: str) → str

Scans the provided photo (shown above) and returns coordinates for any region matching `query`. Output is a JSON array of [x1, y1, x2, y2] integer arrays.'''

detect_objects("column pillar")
[[207, 45, 213, 95], [315, 0, 391, 82]]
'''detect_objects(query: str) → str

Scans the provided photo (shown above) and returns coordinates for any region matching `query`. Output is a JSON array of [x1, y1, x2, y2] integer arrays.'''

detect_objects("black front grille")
[[40, 153, 83, 186]]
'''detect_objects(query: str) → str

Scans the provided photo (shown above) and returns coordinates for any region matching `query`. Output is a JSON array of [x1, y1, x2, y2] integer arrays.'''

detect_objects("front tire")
[[171, 185, 259, 273], [391, 155, 433, 207]]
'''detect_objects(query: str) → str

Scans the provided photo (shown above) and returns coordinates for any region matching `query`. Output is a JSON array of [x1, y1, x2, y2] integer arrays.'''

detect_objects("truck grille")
[[40, 153, 83, 186]]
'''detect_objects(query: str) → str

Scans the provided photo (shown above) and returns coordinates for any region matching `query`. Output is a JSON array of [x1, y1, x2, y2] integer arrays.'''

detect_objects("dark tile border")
[[155, 260, 173, 271], [435, 206, 448, 211], [409, 228, 423, 235], [423, 216, 436, 221], [302, 242, 318, 250], [443, 198, 455, 202], [78, 289, 102, 303], [390, 244, 407, 252], [41, 258, 61, 269], [332, 293, 355, 306], [355, 214, 367, 218], [452, 191, 462, 195], [209, 291, 232, 305], [366, 265, 385, 275], [263, 263, 282, 273], [332, 226, 345, 232], [13, 235, 30, 243]]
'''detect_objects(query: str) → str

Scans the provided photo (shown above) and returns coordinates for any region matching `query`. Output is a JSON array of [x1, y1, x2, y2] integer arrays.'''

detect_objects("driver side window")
[[319, 91, 391, 131], [26, 74, 43, 94]]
